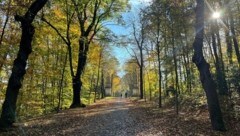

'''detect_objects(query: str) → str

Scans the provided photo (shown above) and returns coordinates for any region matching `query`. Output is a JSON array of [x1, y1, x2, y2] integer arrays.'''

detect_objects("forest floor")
[[0, 97, 239, 136]]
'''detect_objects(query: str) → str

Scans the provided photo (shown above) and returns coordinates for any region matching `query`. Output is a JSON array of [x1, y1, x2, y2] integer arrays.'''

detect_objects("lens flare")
[[212, 12, 220, 19]]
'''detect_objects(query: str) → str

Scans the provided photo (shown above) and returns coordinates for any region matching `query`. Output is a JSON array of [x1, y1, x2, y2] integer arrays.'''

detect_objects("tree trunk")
[[0, 2, 11, 71], [0, 52, 8, 73], [229, 12, 240, 67], [111, 73, 114, 96], [70, 76, 82, 108], [138, 43, 144, 99], [157, 42, 162, 108], [41, 77, 47, 113], [210, 22, 228, 95], [192, 0, 225, 131], [101, 69, 105, 99], [0, 0, 48, 128], [225, 31, 233, 64], [172, 39, 179, 115], [57, 51, 68, 111], [146, 71, 152, 101], [0, 0, 11, 47], [88, 73, 95, 104], [94, 49, 102, 102], [70, 37, 88, 108], [182, 53, 191, 93], [156, 18, 162, 107], [139, 49, 144, 99]]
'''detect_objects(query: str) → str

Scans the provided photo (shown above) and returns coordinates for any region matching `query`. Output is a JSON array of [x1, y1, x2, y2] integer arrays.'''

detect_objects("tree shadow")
[[0, 99, 151, 136], [0, 99, 239, 136]]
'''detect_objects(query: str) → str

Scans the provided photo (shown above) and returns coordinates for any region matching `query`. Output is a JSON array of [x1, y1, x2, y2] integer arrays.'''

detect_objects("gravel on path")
[[0, 98, 162, 136]]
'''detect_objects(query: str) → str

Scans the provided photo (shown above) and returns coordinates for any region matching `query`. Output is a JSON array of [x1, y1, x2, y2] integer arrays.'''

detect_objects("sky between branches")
[[108, 0, 152, 77]]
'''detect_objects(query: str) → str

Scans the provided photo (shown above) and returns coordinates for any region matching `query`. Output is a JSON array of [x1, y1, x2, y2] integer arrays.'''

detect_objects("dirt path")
[[1, 97, 238, 136], [0, 98, 160, 136]]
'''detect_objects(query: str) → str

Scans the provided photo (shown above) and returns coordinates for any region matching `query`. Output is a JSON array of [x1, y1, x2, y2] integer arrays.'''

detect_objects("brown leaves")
[[0, 98, 239, 136]]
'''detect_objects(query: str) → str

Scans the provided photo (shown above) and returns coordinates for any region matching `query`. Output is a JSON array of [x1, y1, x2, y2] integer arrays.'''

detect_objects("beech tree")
[[192, 0, 225, 131], [144, 1, 163, 107], [0, 0, 48, 128], [132, 17, 145, 99], [41, 0, 128, 107], [69, 0, 128, 107]]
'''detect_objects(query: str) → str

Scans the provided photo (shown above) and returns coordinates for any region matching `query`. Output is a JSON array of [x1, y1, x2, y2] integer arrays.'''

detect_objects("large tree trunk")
[[0, 0, 48, 128], [192, 0, 225, 131], [70, 76, 82, 108], [70, 37, 88, 108]]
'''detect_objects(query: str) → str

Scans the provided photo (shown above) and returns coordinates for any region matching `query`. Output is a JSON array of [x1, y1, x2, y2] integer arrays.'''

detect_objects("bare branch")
[[41, 17, 69, 45]]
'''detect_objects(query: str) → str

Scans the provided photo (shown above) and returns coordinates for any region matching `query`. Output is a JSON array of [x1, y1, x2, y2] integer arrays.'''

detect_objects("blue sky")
[[106, 0, 152, 77]]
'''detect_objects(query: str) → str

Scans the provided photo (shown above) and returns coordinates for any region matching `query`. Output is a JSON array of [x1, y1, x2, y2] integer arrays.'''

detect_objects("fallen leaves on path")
[[0, 98, 239, 136]]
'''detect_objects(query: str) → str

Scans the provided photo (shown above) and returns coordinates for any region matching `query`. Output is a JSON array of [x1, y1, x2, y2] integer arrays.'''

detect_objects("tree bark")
[[94, 49, 102, 102], [0, 0, 48, 128], [101, 69, 105, 99], [70, 0, 100, 107], [192, 0, 225, 131], [172, 35, 179, 115], [229, 12, 240, 67], [70, 38, 88, 108], [139, 48, 144, 99], [57, 51, 68, 111], [225, 31, 233, 64], [157, 42, 162, 107], [71, 77, 82, 108], [210, 22, 228, 95]]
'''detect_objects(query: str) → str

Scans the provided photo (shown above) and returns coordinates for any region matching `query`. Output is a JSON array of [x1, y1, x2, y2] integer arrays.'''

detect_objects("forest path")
[[1, 97, 237, 136], [1, 98, 160, 136]]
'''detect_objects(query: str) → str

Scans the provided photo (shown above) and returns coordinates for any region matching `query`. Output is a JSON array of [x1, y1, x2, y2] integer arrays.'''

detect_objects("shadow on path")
[[1, 98, 238, 136], [0, 98, 157, 136]]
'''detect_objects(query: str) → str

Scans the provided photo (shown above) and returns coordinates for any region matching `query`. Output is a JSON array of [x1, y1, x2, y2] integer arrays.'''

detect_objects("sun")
[[212, 12, 221, 19]]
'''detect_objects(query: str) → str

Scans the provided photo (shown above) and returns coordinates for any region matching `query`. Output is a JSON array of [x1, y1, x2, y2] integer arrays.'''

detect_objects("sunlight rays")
[[204, 0, 230, 31], [212, 12, 220, 19]]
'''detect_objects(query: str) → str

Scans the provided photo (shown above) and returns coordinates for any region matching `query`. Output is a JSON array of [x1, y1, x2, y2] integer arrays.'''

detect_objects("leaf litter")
[[0, 98, 239, 136]]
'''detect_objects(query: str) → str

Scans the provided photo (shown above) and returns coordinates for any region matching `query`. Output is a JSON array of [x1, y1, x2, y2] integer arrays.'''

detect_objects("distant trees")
[[131, 13, 146, 99], [122, 0, 240, 131], [127, 0, 194, 111], [123, 59, 139, 96], [41, 0, 128, 107], [62, 0, 128, 108]]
